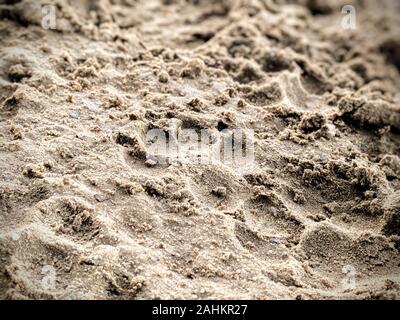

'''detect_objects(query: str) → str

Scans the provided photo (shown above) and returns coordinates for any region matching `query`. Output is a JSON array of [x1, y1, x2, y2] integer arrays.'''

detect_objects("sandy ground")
[[0, 0, 400, 300]]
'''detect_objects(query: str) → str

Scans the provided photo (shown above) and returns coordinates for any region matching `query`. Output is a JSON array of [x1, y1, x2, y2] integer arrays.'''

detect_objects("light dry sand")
[[0, 0, 400, 299]]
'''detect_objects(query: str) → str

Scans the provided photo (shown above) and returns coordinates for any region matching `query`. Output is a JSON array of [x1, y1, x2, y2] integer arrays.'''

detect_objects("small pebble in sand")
[[145, 159, 157, 167], [158, 71, 169, 83], [211, 186, 227, 198]]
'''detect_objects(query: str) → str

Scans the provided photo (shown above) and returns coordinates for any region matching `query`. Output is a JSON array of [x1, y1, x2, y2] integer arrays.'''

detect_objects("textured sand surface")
[[0, 0, 400, 299]]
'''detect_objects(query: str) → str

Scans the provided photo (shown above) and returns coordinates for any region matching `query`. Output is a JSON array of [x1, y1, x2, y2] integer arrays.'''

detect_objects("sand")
[[0, 0, 400, 300]]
